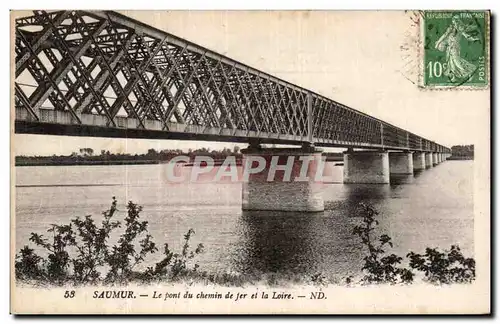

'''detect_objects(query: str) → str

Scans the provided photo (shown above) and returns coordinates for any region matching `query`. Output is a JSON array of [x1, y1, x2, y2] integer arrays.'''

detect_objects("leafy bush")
[[15, 198, 203, 286], [407, 245, 475, 284], [352, 203, 475, 285], [352, 203, 413, 284], [310, 272, 329, 286], [138, 228, 205, 283]]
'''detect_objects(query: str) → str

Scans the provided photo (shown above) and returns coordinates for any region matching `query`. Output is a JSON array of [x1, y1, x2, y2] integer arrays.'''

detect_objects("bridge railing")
[[14, 10, 450, 153]]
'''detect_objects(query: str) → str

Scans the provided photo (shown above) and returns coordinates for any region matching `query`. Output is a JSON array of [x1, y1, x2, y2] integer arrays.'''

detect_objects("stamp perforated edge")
[[417, 10, 491, 91]]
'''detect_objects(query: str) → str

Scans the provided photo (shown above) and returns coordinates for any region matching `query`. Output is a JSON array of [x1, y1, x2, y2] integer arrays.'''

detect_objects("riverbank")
[[447, 156, 474, 160], [16, 159, 245, 167], [16, 156, 342, 166], [15, 160, 165, 166]]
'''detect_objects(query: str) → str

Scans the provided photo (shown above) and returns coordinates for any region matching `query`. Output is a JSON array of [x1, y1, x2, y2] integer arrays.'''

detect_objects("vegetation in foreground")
[[345, 203, 475, 285], [15, 198, 205, 286], [15, 199, 475, 287]]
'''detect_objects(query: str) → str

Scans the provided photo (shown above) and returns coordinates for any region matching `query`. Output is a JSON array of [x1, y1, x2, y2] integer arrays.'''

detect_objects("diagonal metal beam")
[[164, 52, 206, 126], [71, 31, 136, 119], [15, 83, 39, 121], [14, 10, 450, 152], [27, 20, 108, 113], [15, 10, 71, 78]]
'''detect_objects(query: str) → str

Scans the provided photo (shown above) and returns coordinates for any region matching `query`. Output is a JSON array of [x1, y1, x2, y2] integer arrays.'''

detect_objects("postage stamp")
[[421, 11, 489, 89]]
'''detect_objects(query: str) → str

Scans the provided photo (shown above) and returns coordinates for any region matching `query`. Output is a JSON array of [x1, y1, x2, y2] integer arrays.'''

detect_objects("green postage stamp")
[[422, 11, 489, 89]]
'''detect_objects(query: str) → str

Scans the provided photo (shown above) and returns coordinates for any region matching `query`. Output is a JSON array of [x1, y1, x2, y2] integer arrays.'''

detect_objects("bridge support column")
[[389, 152, 413, 175], [343, 150, 389, 184], [241, 146, 324, 212], [432, 152, 439, 165], [425, 153, 433, 168], [412, 152, 426, 171]]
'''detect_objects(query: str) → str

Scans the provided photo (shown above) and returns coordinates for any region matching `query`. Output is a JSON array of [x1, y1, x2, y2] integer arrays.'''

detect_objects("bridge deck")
[[14, 10, 449, 153]]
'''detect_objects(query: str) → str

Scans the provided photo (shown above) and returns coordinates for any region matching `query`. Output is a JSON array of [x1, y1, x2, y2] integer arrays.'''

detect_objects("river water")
[[15, 161, 473, 280]]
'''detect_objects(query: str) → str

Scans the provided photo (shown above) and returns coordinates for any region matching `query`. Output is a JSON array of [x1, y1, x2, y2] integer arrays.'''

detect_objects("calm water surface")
[[15, 161, 473, 278]]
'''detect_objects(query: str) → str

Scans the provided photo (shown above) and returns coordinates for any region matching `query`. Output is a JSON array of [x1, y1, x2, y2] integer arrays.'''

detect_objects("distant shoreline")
[[16, 160, 251, 167], [446, 156, 474, 160], [15, 160, 164, 167], [15, 159, 244, 167], [14, 155, 471, 167]]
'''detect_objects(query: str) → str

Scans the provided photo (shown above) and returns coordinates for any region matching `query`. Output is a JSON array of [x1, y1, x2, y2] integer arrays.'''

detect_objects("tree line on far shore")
[[450, 145, 474, 160], [16, 144, 473, 166], [15, 147, 243, 166]]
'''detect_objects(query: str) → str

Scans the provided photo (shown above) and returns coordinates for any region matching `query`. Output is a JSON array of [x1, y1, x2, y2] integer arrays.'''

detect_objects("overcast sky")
[[14, 10, 488, 156]]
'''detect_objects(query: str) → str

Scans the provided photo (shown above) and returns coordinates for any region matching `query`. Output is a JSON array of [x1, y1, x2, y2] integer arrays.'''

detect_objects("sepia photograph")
[[10, 8, 491, 314]]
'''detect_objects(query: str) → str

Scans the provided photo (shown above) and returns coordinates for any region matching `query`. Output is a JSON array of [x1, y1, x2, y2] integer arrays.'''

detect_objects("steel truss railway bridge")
[[14, 10, 452, 211]]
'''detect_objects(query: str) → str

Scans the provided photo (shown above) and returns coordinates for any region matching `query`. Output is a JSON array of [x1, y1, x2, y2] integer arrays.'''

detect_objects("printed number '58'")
[[64, 290, 75, 298]]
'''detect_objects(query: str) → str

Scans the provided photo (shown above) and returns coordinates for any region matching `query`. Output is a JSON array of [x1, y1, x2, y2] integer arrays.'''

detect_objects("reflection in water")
[[234, 208, 366, 278], [16, 162, 474, 279], [413, 170, 424, 178], [338, 184, 392, 221], [390, 174, 415, 185], [344, 184, 390, 204], [236, 210, 319, 275]]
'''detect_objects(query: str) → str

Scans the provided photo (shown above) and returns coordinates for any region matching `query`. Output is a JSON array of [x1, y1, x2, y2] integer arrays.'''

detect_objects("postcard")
[[11, 9, 490, 314]]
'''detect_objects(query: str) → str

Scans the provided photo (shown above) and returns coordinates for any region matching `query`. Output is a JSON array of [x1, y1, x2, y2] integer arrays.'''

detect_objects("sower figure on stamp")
[[434, 15, 480, 82]]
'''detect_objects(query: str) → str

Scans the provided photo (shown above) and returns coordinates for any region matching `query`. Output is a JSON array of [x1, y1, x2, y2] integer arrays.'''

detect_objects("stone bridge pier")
[[425, 152, 434, 168], [412, 152, 426, 171], [388, 152, 413, 175], [343, 150, 390, 184], [241, 144, 324, 212], [241, 144, 449, 212], [342, 150, 418, 184], [432, 152, 439, 166]]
